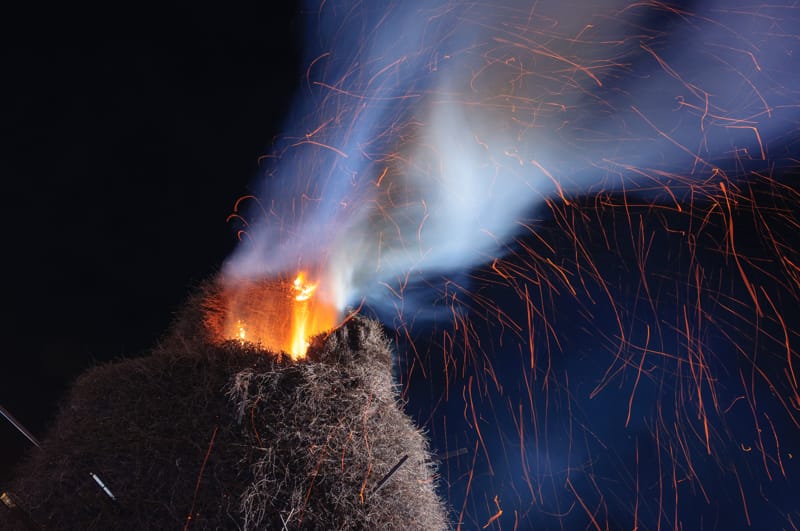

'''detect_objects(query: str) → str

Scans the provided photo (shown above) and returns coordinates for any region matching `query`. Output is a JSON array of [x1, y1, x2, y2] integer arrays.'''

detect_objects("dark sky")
[[1, 1, 302, 480]]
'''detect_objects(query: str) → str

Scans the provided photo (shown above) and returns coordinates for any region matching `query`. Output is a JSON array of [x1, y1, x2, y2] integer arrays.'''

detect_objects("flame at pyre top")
[[218, 272, 338, 359]]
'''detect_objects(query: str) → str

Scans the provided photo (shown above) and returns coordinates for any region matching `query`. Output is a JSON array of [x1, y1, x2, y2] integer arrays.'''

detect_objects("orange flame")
[[236, 320, 247, 343], [290, 273, 318, 358], [221, 272, 338, 359]]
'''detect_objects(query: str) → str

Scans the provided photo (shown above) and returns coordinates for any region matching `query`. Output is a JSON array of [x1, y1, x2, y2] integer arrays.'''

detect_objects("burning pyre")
[[1, 279, 449, 530]]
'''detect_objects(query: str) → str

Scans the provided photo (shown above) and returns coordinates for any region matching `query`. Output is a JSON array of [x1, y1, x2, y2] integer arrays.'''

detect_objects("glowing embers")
[[222, 273, 337, 359]]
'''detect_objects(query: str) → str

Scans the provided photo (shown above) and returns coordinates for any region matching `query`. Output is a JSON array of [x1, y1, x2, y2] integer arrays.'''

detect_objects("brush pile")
[[2, 284, 448, 530]]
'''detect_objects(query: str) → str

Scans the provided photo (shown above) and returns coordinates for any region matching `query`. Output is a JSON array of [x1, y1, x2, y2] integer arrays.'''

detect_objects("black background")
[[1, 1, 303, 480]]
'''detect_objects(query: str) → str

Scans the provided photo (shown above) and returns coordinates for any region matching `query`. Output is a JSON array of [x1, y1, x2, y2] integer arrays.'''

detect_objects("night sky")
[[1, 1, 302, 480], [2, 2, 800, 530]]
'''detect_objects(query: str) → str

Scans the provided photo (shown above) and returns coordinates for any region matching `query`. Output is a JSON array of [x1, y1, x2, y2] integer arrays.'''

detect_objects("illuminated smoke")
[[224, 0, 796, 318]]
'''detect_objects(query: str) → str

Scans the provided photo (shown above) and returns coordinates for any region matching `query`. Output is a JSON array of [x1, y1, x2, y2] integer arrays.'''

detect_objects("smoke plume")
[[224, 0, 798, 317]]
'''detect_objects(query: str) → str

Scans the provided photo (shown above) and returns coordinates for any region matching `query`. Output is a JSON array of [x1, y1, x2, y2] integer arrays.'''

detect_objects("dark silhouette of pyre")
[[1, 282, 449, 530]]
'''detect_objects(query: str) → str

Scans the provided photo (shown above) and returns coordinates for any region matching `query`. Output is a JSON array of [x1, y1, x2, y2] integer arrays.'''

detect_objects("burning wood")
[[215, 273, 338, 360]]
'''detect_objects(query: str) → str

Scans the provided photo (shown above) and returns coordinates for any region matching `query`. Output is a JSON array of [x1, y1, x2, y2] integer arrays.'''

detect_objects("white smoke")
[[224, 0, 798, 316]]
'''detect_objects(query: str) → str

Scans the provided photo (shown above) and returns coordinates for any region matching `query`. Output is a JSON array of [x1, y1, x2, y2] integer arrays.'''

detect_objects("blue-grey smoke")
[[223, 0, 798, 318]]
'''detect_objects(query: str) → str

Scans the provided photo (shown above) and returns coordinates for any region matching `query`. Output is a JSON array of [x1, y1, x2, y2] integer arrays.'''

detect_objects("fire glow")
[[223, 273, 337, 360], [289, 273, 319, 357]]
